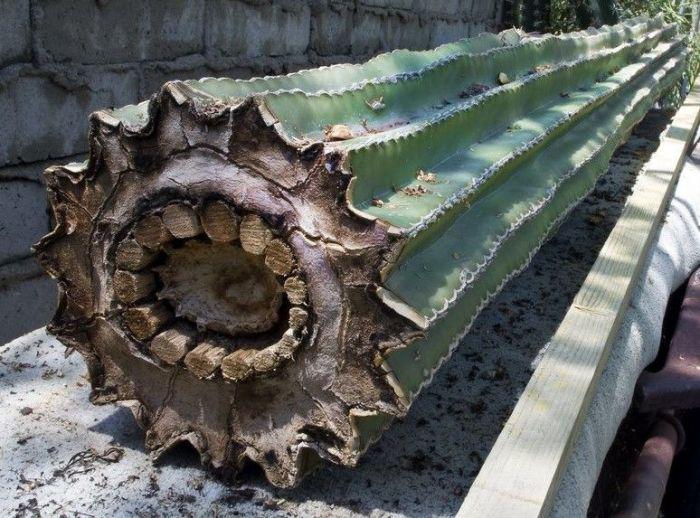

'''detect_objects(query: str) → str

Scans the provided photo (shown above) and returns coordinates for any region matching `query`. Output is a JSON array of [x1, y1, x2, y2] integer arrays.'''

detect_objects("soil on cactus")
[[35, 15, 687, 487]]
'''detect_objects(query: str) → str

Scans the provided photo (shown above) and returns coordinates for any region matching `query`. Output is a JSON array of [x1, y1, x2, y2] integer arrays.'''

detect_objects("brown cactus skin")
[[35, 89, 420, 487]]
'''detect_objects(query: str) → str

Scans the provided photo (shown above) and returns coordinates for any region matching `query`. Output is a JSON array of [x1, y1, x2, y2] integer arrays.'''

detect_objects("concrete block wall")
[[0, 0, 503, 343]]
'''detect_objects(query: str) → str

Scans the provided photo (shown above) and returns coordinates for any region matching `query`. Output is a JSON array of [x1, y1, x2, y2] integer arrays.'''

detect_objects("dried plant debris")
[[459, 83, 491, 98], [402, 184, 431, 197], [531, 64, 553, 74], [361, 119, 378, 134], [365, 96, 386, 111], [416, 170, 438, 183], [324, 124, 353, 141], [55, 447, 125, 479], [198, 100, 230, 117], [497, 72, 511, 85]]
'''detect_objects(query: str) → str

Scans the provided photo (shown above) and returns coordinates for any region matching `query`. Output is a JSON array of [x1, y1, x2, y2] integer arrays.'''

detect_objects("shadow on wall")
[[0, 0, 503, 344]]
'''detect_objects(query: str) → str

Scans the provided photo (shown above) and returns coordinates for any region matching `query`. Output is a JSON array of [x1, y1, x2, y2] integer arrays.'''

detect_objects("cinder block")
[[472, 21, 489, 34], [33, 0, 205, 64], [421, 0, 463, 16], [0, 155, 83, 183], [0, 66, 140, 166], [0, 179, 51, 263], [206, 0, 311, 58], [278, 53, 324, 73], [0, 271, 57, 344], [387, 12, 430, 50], [360, 0, 472, 16], [429, 18, 471, 47], [141, 57, 256, 97], [359, 0, 415, 10], [141, 55, 210, 97], [350, 8, 387, 55], [471, 0, 497, 21], [0, 0, 31, 67], [311, 2, 353, 56]]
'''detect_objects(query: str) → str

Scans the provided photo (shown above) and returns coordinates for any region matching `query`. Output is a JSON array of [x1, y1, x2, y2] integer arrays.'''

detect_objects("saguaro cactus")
[[36, 15, 686, 487]]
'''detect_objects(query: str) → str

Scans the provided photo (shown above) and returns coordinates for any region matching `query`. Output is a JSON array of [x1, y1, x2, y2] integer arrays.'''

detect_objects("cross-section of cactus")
[[35, 15, 686, 487]]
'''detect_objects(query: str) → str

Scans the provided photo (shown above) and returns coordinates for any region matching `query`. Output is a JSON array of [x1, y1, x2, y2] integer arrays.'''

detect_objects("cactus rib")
[[381, 49, 685, 398], [383, 41, 685, 319], [263, 16, 664, 144], [342, 29, 678, 225]]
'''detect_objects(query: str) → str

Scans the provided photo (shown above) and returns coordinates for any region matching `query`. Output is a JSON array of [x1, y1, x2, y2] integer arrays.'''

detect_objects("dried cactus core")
[[109, 200, 307, 384], [158, 241, 284, 335], [35, 15, 686, 487]]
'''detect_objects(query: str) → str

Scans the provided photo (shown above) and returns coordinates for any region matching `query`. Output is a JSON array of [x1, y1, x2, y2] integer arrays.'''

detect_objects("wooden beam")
[[162, 202, 202, 239], [200, 200, 239, 243], [459, 81, 700, 517], [133, 214, 173, 249], [115, 238, 156, 271], [184, 341, 227, 378]]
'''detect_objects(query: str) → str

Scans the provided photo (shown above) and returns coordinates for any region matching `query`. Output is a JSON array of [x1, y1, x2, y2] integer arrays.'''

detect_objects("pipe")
[[613, 414, 684, 518], [636, 268, 700, 412]]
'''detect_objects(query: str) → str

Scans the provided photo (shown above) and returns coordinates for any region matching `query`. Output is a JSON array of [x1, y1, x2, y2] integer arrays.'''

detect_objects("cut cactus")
[[35, 15, 687, 487]]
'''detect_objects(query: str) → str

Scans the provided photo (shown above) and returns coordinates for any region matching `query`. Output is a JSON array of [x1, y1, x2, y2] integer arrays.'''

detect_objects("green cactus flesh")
[[382, 50, 684, 399], [35, 15, 685, 487]]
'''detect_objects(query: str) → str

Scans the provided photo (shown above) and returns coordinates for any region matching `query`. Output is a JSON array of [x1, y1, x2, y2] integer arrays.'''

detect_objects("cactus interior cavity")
[[35, 15, 686, 487]]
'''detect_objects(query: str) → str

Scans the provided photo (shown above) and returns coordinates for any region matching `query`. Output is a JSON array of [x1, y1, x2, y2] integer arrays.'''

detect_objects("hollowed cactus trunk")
[[35, 15, 686, 487]]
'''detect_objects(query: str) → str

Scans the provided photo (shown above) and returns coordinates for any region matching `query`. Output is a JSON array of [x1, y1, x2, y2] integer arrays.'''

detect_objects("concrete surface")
[[0, 156, 81, 345], [0, 0, 503, 345], [0, 0, 30, 67], [0, 111, 684, 517], [0, 179, 52, 265]]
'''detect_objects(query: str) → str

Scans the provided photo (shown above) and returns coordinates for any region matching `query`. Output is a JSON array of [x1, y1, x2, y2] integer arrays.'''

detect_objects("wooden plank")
[[459, 81, 700, 518]]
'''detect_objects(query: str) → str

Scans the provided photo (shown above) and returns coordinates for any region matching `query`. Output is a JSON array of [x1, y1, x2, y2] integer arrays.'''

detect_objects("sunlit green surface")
[[384, 48, 685, 398]]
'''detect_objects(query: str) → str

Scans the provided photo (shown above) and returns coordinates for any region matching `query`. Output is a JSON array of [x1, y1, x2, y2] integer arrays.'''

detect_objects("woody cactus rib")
[[35, 15, 686, 487]]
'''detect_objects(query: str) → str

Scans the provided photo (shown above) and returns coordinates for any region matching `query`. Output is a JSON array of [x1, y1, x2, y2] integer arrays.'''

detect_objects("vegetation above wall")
[[507, 0, 698, 103]]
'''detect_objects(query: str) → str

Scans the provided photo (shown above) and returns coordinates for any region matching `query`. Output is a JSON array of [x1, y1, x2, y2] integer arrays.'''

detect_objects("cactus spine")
[[36, 15, 686, 487]]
